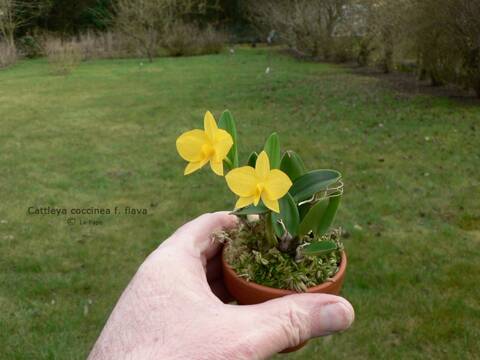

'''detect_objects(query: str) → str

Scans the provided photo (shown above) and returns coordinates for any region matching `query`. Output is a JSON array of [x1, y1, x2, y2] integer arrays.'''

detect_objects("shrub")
[[356, 0, 480, 96], [355, 36, 376, 67], [43, 38, 82, 75], [161, 22, 226, 57], [196, 26, 227, 55], [115, 0, 215, 62], [77, 31, 138, 60], [332, 36, 356, 63], [0, 42, 17, 68], [76, 31, 97, 60], [161, 22, 198, 57], [18, 35, 43, 58], [248, 0, 354, 62]]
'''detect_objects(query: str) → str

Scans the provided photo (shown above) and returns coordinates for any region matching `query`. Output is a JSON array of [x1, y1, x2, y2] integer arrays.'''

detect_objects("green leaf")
[[280, 150, 306, 181], [299, 193, 342, 237], [302, 240, 337, 256], [247, 151, 258, 167], [218, 110, 239, 168], [298, 202, 312, 221], [231, 203, 268, 215], [290, 170, 341, 202], [271, 193, 300, 237], [316, 194, 341, 236], [299, 198, 328, 236], [263, 132, 281, 169]]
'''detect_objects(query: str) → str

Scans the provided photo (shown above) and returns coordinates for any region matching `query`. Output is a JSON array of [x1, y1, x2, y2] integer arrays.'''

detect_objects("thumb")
[[240, 294, 354, 358]]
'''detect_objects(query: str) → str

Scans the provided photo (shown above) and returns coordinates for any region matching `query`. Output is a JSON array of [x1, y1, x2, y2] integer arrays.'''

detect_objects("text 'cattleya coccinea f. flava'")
[[176, 111, 233, 176], [225, 151, 292, 213]]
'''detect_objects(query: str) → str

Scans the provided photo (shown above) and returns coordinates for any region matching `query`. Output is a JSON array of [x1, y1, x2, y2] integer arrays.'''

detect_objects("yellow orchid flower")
[[176, 111, 233, 176], [225, 151, 292, 213]]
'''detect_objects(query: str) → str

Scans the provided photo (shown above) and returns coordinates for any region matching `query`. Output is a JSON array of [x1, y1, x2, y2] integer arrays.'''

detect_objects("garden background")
[[1, 1, 479, 359]]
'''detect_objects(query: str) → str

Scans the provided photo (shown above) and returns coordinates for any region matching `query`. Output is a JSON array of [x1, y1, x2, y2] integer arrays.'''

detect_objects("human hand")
[[88, 212, 354, 359]]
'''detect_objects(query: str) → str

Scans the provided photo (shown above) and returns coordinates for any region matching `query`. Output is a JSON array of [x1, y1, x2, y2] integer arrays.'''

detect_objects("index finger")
[[163, 211, 238, 260]]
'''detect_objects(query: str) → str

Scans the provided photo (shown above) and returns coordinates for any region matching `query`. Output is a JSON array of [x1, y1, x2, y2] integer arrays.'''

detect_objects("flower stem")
[[224, 157, 233, 170], [264, 212, 278, 248]]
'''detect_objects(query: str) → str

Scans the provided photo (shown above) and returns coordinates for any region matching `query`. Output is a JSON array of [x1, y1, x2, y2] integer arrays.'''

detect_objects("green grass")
[[1, 47, 479, 359]]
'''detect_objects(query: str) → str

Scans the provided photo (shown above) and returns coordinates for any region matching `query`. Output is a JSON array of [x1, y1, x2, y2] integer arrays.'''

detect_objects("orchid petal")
[[253, 192, 261, 206], [261, 196, 280, 213], [204, 111, 218, 141], [255, 151, 270, 180], [264, 169, 293, 200], [176, 130, 209, 162], [213, 129, 233, 162], [225, 166, 257, 197], [210, 160, 224, 176], [235, 196, 255, 209], [184, 158, 208, 175]]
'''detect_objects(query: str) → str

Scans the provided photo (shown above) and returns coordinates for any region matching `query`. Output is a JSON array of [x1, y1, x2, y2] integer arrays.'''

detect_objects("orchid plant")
[[176, 110, 344, 258]]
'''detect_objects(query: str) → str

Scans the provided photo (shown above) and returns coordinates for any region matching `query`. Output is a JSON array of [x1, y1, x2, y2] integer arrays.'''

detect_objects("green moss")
[[221, 218, 343, 292]]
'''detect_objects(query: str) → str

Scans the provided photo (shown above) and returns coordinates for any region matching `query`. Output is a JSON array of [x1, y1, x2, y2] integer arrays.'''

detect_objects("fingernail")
[[316, 300, 354, 336]]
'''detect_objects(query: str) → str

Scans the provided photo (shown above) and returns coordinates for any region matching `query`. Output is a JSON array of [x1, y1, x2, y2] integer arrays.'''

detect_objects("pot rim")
[[222, 249, 347, 295]]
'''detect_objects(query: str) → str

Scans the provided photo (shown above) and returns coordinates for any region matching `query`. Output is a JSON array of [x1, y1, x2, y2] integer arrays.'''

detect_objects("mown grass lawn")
[[0, 47, 479, 359]]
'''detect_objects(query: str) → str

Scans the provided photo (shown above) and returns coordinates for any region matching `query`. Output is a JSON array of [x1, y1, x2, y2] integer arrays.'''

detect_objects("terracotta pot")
[[222, 249, 347, 353]]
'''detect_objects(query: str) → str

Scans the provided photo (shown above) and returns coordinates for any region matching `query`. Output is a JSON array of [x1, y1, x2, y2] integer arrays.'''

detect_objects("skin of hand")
[[88, 212, 355, 360]]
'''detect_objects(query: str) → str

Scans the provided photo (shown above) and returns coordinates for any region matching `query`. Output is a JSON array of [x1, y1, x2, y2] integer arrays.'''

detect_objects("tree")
[[440, 0, 480, 96], [37, 0, 115, 33], [354, 0, 411, 73], [404, 0, 480, 95], [0, 0, 47, 48], [247, 0, 351, 60]]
